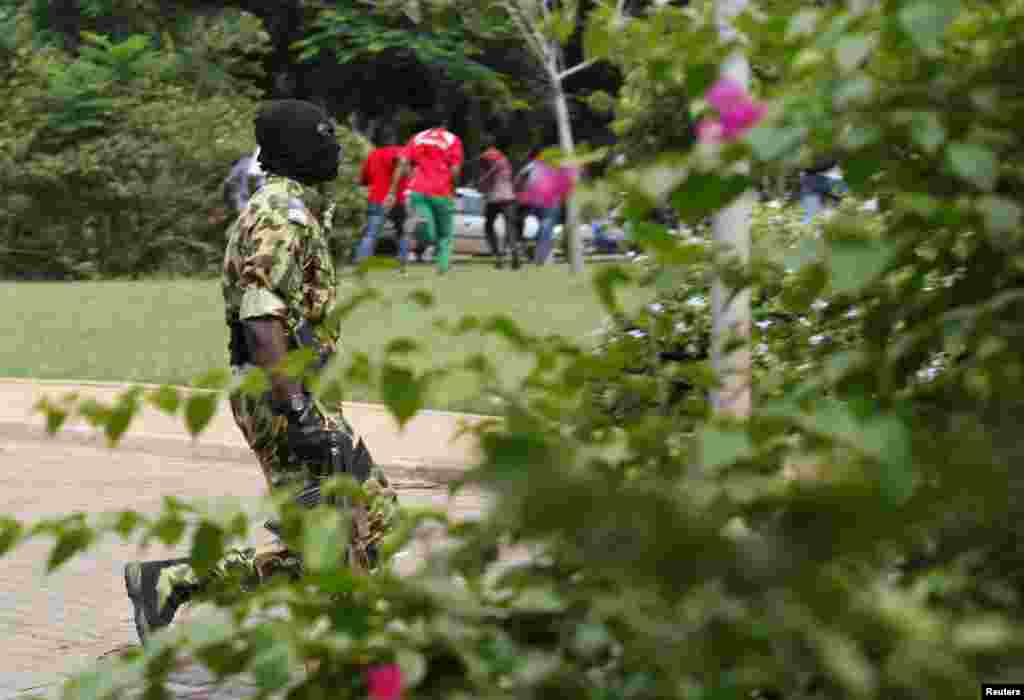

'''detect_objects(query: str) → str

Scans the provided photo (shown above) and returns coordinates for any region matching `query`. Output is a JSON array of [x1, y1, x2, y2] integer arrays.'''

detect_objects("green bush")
[[0, 26, 365, 279]]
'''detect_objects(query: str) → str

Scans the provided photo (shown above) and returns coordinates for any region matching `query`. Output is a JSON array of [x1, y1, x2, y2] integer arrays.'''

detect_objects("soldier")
[[124, 100, 399, 645]]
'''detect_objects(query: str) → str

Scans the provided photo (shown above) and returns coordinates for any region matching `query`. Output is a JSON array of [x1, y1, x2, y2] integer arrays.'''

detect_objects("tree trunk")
[[710, 0, 752, 420], [550, 59, 584, 274]]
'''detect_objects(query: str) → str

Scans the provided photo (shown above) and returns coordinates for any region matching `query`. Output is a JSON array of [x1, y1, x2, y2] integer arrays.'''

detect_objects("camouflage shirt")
[[222, 175, 339, 350]]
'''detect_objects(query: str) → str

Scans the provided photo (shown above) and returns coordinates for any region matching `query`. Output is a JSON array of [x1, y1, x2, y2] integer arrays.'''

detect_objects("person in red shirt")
[[355, 127, 412, 268], [385, 121, 463, 274]]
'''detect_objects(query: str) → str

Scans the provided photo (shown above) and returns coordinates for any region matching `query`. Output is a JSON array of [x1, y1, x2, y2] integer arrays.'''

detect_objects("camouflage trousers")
[[155, 386, 399, 611]]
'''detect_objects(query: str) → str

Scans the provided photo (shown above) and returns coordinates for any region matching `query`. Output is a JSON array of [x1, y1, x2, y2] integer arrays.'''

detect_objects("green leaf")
[[947, 142, 998, 191], [302, 508, 343, 572], [385, 338, 421, 356], [111, 510, 143, 538], [699, 425, 753, 471], [861, 415, 915, 506], [78, 398, 110, 428], [47, 524, 94, 572], [190, 522, 225, 577], [835, 34, 874, 73], [407, 289, 435, 308], [592, 265, 633, 314], [909, 112, 946, 154], [784, 237, 823, 271], [396, 648, 428, 689], [380, 364, 425, 428], [186, 609, 236, 647], [786, 9, 820, 40], [251, 641, 293, 691], [582, 7, 612, 60], [977, 195, 1022, 234], [184, 392, 219, 437], [191, 368, 231, 391], [237, 367, 270, 397], [745, 125, 805, 162], [147, 385, 180, 415], [104, 388, 141, 446], [41, 402, 68, 435], [150, 511, 187, 547], [841, 154, 879, 189], [827, 238, 898, 295], [900, 0, 961, 53], [671, 173, 752, 221], [685, 63, 718, 100], [0, 517, 23, 556], [484, 315, 531, 350]]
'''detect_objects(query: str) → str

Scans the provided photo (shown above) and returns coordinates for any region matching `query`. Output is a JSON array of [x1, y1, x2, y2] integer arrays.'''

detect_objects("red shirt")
[[361, 146, 409, 204], [404, 128, 464, 198]]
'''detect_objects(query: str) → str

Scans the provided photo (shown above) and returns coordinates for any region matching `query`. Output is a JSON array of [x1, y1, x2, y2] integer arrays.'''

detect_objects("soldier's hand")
[[274, 393, 327, 463]]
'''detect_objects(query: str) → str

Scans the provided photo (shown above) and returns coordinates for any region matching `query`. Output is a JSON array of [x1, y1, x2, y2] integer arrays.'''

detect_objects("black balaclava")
[[255, 100, 341, 185]]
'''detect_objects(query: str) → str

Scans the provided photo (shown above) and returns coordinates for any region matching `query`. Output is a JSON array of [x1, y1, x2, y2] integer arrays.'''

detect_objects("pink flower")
[[366, 664, 402, 700], [696, 117, 725, 144], [697, 77, 767, 143]]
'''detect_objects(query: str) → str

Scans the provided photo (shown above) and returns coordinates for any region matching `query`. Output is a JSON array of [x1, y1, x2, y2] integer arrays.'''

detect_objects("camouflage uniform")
[[156, 175, 398, 609]]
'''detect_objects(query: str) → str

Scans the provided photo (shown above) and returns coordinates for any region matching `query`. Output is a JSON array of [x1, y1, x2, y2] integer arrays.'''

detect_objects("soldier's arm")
[[243, 317, 304, 402], [238, 212, 309, 402]]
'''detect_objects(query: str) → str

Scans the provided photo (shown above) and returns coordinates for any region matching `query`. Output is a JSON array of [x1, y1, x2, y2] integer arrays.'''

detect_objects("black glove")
[[273, 393, 327, 463]]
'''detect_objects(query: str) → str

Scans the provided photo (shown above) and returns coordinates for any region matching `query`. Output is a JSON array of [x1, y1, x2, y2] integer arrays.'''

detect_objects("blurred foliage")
[[0, 9, 365, 279], [2, 0, 1024, 699]]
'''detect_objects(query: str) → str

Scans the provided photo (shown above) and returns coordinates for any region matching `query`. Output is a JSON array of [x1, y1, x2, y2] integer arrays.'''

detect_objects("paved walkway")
[[0, 380, 490, 698]]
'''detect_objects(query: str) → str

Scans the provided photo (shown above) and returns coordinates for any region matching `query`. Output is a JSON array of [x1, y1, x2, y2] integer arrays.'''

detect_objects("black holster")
[[228, 320, 252, 367], [265, 433, 376, 537]]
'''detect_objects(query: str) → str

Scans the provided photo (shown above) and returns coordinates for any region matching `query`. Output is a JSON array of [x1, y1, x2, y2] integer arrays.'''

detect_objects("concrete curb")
[[0, 377, 497, 421], [0, 379, 490, 485]]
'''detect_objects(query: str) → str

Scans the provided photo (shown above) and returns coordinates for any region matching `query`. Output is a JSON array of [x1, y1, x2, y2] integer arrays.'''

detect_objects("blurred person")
[[478, 140, 521, 269], [354, 126, 412, 270], [222, 147, 266, 215], [386, 121, 463, 275], [800, 158, 848, 223], [515, 148, 577, 265], [124, 100, 399, 645]]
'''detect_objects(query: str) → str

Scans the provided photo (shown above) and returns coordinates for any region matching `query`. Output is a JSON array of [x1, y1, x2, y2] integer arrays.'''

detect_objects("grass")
[[0, 262, 652, 413]]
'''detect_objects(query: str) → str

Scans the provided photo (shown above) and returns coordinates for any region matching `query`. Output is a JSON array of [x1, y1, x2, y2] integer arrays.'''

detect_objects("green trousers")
[[408, 191, 455, 273]]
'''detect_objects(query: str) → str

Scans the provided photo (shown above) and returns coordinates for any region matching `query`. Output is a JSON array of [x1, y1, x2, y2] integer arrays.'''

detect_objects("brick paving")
[[0, 381, 488, 698]]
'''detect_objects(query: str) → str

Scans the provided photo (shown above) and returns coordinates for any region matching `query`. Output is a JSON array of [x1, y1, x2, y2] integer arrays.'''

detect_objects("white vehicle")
[[453, 187, 585, 256], [379, 187, 588, 257]]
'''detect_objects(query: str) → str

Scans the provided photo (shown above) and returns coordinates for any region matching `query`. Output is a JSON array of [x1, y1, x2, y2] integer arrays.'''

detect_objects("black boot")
[[124, 558, 196, 645]]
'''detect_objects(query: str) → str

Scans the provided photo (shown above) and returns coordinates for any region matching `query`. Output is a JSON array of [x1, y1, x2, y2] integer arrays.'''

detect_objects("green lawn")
[[0, 263, 651, 413]]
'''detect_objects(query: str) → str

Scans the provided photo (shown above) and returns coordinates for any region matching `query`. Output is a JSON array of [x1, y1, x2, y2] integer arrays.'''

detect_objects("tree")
[[492, 0, 626, 274], [710, 0, 752, 418]]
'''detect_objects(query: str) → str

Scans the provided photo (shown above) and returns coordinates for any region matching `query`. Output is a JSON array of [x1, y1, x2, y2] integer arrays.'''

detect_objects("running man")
[[354, 127, 411, 268], [385, 122, 463, 274]]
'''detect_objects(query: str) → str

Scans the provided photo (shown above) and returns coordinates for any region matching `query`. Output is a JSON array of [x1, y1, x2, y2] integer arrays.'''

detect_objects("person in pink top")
[[478, 140, 521, 269], [385, 121, 463, 274], [515, 147, 577, 265]]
